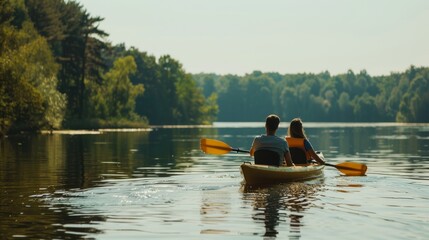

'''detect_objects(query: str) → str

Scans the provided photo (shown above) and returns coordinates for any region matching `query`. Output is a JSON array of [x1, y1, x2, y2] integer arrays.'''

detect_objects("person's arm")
[[250, 137, 257, 156], [283, 151, 295, 166], [309, 149, 325, 165], [304, 139, 325, 165]]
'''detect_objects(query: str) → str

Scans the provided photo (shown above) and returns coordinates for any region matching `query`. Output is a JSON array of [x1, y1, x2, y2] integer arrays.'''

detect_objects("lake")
[[1, 122, 428, 239]]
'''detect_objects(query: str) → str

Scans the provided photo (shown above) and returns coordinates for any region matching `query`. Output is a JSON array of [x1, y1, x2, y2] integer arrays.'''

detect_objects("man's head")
[[265, 114, 280, 133]]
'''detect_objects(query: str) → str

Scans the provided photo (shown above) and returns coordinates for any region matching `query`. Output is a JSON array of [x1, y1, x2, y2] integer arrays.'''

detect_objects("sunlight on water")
[[34, 166, 429, 239], [1, 123, 429, 239]]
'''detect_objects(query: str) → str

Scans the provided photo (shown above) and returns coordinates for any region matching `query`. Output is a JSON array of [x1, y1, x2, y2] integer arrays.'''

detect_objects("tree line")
[[1, 1, 427, 137], [0, 0, 217, 136], [194, 66, 429, 123]]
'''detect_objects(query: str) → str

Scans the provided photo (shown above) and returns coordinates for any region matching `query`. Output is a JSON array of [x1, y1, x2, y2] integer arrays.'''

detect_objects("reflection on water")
[[1, 123, 429, 239], [242, 180, 324, 239], [0, 128, 219, 239]]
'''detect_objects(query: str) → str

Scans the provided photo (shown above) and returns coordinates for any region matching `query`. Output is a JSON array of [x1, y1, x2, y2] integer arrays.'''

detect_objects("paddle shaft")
[[324, 163, 361, 171], [231, 148, 250, 154]]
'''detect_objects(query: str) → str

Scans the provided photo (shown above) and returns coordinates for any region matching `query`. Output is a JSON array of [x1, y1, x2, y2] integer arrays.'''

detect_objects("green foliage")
[[25, 0, 108, 119], [2, 0, 217, 135], [193, 73, 219, 97], [201, 93, 219, 124], [103, 46, 218, 125], [215, 75, 246, 121], [3, 0, 427, 137], [14, 34, 66, 129], [396, 68, 429, 122], [175, 73, 207, 124], [126, 47, 161, 122], [24, 0, 64, 44], [87, 56, 144, 120], [0, 1, 65, 135], [243, 72, 276, 120], [105, 56, 144, 118], [195, 66, 429, 123]]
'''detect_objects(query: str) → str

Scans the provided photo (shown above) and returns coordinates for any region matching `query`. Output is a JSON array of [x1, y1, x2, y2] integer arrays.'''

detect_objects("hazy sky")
[[77, 0, 429, 76]]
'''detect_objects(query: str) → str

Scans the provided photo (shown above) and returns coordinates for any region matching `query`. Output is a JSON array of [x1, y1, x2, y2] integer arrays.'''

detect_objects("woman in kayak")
[[286, 118, 326, 165]]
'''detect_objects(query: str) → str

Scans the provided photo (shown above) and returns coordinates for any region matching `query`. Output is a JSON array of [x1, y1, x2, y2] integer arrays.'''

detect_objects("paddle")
[[324, 162, 367, 176], [200, 138, 250, 154], [200, 138, 367, 176]]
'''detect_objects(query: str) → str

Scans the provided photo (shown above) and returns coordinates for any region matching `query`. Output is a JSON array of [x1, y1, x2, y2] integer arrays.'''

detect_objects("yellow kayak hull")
[[240, 163, 324, 185]]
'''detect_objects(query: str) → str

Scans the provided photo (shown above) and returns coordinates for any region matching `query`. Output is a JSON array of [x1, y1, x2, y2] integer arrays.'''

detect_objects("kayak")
[[239, 150, 327, 186], [199, 138, 367, 178], [240, 163, 324, 185]]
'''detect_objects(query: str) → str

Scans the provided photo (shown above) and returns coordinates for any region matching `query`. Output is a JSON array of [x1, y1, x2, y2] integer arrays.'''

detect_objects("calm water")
[[1, 123, 428, 239]]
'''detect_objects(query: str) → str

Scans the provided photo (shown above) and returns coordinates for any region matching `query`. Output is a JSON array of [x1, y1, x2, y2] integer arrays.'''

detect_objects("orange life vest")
[[285, 137, 312, 161]]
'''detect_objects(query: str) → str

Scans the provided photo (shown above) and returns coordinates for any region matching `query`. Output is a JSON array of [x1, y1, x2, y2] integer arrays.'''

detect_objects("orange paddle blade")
[[334, 162, 368, 176], [200, 138, 233, 155]]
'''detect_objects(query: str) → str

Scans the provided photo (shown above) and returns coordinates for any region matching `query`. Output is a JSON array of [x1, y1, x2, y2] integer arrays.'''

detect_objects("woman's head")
[[288, 118, 306, 138]]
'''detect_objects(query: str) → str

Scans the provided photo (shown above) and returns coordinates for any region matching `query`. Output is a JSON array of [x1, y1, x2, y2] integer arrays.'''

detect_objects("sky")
[[76, 0, 429, 76]]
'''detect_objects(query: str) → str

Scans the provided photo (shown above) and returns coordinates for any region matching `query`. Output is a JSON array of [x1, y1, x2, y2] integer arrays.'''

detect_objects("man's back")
[[251, 135, 289, 166]]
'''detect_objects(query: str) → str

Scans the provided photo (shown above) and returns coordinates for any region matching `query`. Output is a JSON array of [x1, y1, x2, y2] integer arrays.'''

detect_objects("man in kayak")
[[250, 114, 294, 167]]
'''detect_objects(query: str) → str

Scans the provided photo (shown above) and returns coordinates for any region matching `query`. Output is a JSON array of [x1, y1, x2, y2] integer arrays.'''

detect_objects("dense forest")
[[0, 0, 217, 136], [1, 1, 428, 136], [194, 66, 429, 123]]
